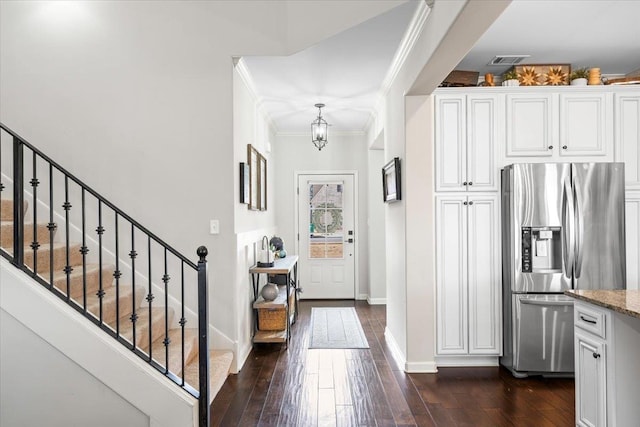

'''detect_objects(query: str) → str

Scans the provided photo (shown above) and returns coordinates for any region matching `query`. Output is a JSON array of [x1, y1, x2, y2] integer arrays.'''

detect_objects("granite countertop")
[[565, 289, 640, 319]]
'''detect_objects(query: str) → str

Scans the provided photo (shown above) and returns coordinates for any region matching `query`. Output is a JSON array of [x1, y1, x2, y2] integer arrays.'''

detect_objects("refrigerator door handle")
[[562, 178, 575, 279], [574, 183, 585, 279], [519, 298, 574, 307]]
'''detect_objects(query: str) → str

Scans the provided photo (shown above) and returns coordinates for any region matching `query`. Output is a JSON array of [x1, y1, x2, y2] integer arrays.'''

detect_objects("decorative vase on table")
[[571, 78, 588, 86], [261, 283, 279, 301]]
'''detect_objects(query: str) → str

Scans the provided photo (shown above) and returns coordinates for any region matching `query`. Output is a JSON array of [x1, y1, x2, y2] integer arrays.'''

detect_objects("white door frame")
[[294, 170, 360, 300]]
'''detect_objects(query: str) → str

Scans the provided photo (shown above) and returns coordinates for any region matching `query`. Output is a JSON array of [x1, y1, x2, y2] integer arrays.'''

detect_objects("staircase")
[[0, 123, 232, 426]]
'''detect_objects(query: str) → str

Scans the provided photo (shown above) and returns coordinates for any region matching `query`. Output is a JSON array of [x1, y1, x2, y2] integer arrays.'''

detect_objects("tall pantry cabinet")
[[434, 93, 502, 363]]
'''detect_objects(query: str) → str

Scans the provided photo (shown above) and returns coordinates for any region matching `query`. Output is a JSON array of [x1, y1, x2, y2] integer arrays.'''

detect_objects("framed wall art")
[[382, 157, 401, 203], [259, 154, 267, 211], [247, 144, 260, 210], [239, 162, 249, 204]]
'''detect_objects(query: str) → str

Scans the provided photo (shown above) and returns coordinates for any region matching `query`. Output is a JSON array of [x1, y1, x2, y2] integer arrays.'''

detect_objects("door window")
[[308, 183, 344, 259]]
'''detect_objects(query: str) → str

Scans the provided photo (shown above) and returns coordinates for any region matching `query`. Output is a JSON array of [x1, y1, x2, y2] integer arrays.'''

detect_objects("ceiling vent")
[[489, 55, 530, 66]]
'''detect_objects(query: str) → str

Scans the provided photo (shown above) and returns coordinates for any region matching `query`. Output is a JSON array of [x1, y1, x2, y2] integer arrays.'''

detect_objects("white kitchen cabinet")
[[575, 330, 607, 427], [625, 192, 640, 291], [505, 93, 556, 157], [559, 92, 611, 157], [615, 93, 640, 189], [435, 94, 499, 192], [435, 194, 500, 356], [572, 298, 640, 427]]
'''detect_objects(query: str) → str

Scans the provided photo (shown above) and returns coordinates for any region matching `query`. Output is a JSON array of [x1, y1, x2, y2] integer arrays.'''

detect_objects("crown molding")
[[234, 58, 279, 133], [276, 130, 366, 137]]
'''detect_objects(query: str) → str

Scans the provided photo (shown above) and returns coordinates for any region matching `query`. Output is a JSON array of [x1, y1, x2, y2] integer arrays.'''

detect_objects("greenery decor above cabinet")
[[435, 94, 500, 192]]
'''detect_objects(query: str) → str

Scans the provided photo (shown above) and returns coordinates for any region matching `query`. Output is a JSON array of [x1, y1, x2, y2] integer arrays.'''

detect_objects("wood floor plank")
[[211, 300, 575, 426]]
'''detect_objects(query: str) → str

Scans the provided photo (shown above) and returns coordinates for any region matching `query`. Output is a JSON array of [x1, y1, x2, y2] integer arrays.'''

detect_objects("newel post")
[[197, 246, 210, 427]]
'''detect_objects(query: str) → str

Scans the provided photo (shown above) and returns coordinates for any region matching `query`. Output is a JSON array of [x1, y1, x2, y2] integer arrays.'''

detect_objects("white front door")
[[297, 174, 355, 299]]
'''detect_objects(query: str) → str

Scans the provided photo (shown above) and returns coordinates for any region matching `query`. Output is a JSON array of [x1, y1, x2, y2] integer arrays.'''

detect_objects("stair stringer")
[[0, 257, 198, 427]]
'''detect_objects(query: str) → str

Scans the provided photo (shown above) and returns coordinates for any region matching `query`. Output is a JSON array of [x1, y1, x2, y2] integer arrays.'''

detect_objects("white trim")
[[235, 58, 278, 133], [435, 355, 500, 367], [405, 361, 438, 373], [294, 170, 359, 300], [366, 297, 386, 305], [277, 130, 365, 137], [384, 326, 406, 370]]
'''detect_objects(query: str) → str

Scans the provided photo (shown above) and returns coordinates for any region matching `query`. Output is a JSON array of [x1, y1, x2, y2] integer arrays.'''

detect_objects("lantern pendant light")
[[311, 103, 328, 151]]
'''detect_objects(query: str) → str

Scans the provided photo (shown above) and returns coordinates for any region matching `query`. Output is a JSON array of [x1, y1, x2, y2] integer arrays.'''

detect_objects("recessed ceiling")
[[241, 1, 419, 134]]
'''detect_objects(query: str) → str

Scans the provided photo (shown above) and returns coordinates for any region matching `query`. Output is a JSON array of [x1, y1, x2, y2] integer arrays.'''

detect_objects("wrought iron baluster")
[[63, 175, 72, 300], [180, 261, 186, 386], [147, 235, 153, 356], [130, 224, 138, 349], [80, 188, 88, 311], [30, 151, 40, 277], [97, 200, 105, 324], [163, 248, 170, 374], [114, 212, 121, 335], [47, 163, 55, 289]]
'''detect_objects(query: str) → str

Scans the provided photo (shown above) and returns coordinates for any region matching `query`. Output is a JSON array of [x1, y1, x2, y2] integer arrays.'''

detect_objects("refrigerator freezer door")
[[510, 163, 572, 292], [513, 294, 575, 374], [572, 163, 626, 290]]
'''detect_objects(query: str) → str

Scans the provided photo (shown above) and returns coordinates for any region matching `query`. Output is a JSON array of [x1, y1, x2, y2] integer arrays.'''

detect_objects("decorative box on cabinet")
[[435, 194, 501, 361], [435, 94, 500, 192]]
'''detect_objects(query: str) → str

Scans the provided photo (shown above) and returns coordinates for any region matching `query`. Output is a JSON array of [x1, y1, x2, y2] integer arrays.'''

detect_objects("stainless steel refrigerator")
[[501, 163, 626, 377]]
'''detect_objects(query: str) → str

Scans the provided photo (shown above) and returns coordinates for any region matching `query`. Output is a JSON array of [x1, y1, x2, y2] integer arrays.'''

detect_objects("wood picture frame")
[[259, 154, 267, 211], [248, 144, 260, 210], [239, 162, 249, 204], [382, 157, 401, 203]]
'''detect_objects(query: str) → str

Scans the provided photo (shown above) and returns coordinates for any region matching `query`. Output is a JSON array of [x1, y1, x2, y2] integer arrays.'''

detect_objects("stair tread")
[[184, 350, 233, 403], [119, 306, 174, 349], [83, 282, 143, 325]]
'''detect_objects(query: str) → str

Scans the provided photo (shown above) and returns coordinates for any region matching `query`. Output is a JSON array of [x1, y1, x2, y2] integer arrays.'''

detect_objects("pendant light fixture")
[[311, 103, 328, 151]]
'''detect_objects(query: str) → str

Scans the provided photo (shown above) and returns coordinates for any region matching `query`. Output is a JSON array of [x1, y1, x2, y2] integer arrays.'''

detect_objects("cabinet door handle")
[[463, 182, 468, 186], [548, 145, 553, 150], [468, 181, 473, 186], [580, 315, 597, 324], [562, 145, 568, 150], [468, 201, 474, 205], [592, 352, 601, 359], [463, 201, 468, 205]]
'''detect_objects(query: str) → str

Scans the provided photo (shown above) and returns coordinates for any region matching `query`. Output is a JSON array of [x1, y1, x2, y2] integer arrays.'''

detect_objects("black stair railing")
[[0, 122, 210, 427]]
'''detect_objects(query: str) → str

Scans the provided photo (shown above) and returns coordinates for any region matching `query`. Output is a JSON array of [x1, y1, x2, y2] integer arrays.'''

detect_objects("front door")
[[297, 174, 355, 299]]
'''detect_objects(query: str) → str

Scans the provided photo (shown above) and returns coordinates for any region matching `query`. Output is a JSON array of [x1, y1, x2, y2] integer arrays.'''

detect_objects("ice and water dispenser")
[[521, 226, 562, 273]]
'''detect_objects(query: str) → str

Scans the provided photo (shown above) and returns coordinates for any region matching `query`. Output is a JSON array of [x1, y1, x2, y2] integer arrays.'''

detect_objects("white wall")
[[1, 309, 150, 427], [273, 133, 370, 299], [367, 145, 386, 304], [381, 0, 509, 371], [0, 0, 404, 373]]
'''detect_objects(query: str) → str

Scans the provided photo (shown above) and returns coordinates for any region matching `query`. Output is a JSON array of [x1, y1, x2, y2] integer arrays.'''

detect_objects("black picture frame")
[[382, 157, 401, 202], [239, 162, 249, 204]]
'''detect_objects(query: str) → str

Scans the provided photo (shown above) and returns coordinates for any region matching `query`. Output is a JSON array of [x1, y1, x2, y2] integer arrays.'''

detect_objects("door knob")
[[592, 352, 601, 359], [344, 238, 354, 243]]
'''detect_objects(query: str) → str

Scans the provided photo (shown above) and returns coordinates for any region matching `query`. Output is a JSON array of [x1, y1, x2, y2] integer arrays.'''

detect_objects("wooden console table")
[[249, 255, 299, 345]]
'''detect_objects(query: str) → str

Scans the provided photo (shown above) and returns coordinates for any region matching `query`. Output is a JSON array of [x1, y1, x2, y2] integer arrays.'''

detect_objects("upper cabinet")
[[505, 91, 612, 160], [435, 94, 500, 192], [615, 93, 640, 189]]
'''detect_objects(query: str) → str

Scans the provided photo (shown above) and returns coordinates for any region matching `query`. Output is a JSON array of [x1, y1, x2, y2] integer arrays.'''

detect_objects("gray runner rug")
[[309, 307, 369, 349]]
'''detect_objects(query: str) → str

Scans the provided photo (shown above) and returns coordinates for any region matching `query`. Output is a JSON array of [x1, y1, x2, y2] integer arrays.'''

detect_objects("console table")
[[249, 255, 299, 345]]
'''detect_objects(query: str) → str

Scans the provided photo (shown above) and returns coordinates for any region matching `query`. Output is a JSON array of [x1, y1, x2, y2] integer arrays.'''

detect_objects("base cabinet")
[[573, 299, 640, 427]]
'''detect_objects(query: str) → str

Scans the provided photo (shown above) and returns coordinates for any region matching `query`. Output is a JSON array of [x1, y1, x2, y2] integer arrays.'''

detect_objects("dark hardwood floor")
[[211, 300, 575, 426]]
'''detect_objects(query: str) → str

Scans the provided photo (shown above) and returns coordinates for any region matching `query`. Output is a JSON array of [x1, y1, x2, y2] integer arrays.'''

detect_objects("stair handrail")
[[0, 121, 211, 427]]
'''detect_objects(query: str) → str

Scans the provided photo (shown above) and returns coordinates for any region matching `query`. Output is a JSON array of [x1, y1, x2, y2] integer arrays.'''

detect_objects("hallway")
[[211, 301, 575, 426]]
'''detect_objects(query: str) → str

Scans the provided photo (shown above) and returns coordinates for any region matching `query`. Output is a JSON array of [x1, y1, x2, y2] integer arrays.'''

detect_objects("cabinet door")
[[467, 95, 500, 192], [625, 193, 640, 291], [435, 95, 466, 191], [615, 94, 640, 189], [506, 93, 556, 157], [436, 196, 468, 354], [559, 93, 610, 157], [467, 195, 501, 354], [575, 331, 607, 427]]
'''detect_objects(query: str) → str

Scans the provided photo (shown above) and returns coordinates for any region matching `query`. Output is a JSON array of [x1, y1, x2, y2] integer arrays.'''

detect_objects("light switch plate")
[[209, 219, 219, 235]]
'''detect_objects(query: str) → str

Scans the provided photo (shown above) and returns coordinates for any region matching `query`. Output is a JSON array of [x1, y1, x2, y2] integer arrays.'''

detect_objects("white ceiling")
[[243, 0, 640, 135]]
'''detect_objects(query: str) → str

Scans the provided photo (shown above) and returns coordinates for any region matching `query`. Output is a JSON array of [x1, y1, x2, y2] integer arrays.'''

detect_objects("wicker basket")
[[258, 307, 287, 331]]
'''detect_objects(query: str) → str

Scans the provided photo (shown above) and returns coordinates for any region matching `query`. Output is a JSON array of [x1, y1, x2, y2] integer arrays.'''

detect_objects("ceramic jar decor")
[[588, 68, 601, 85]]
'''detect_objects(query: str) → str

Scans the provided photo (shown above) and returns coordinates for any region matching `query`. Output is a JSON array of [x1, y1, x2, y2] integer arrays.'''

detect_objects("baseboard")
[[366, 297, 387, 305], [405, 360, 438, 373], [357, 293, 368, 301], [384, 327, 406, 371], [234, 340, 253, 374], [435, 355, 500, 367]]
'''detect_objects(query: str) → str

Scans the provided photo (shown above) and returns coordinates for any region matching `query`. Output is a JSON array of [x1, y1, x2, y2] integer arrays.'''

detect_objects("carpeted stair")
[[0, 198, 232, 402]]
